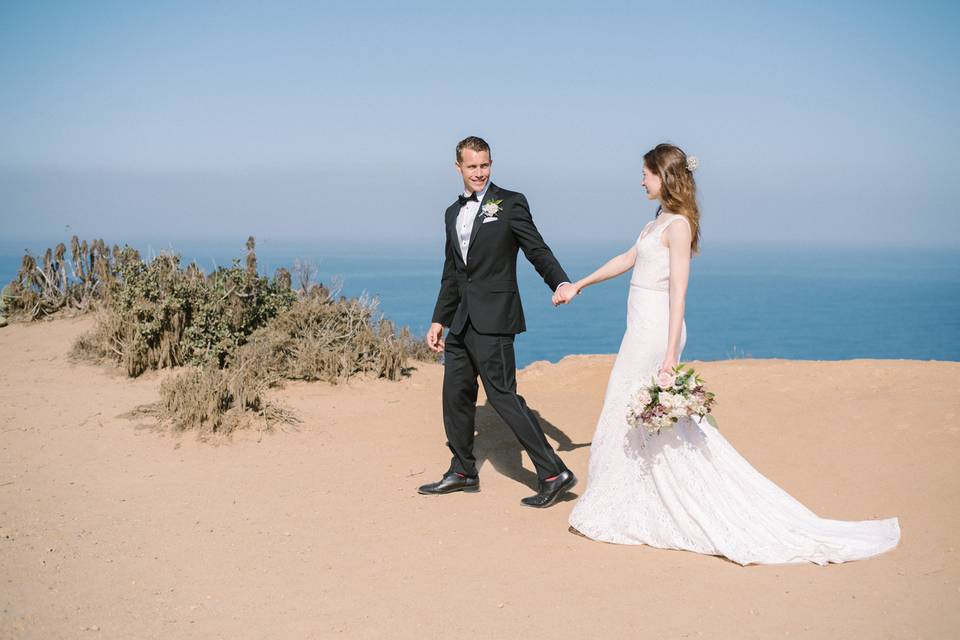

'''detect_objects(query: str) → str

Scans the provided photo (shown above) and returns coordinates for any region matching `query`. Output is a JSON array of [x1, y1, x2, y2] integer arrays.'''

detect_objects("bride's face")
[[642, 164, 661, 200]]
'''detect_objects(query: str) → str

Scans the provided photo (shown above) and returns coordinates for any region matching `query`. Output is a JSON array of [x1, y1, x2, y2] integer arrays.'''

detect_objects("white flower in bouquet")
[[636, 387, 652, 408], [669, 401, 688, 419], [627, 364, 718, 437], [659, 391, 677, 409], [689, 397, 706, 414]]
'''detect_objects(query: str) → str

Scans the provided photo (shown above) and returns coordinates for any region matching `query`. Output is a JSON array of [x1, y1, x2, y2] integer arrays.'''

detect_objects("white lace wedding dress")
[[567, 213, 900, 565]]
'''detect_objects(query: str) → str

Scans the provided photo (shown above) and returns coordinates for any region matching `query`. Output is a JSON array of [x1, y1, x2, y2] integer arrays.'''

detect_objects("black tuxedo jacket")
[[431, 182, 569, 335]]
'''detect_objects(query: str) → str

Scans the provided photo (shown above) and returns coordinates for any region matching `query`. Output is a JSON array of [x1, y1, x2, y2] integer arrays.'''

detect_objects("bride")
[[553, 143, 900, 565]]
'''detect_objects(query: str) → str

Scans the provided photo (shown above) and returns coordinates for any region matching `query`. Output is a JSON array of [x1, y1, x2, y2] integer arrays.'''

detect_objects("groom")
[[419, 136, 578, 508]]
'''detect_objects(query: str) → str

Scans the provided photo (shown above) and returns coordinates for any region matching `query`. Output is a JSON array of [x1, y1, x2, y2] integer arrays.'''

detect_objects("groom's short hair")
[[456, 136, 491, 163]]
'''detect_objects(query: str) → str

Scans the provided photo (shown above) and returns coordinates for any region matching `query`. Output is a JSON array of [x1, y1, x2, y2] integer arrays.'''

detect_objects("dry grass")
[[146, 286, 436, 436], [9, 237, 438, 437]]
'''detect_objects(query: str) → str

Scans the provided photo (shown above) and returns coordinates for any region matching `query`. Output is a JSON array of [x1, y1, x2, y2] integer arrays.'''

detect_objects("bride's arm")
[[553, 246, 637, 304], [661, 221, 693, 372], [577, 246, 638, 290]]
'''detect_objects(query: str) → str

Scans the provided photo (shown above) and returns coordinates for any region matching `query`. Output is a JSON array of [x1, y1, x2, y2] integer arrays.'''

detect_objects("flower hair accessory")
[[686, 155, 699, 172]]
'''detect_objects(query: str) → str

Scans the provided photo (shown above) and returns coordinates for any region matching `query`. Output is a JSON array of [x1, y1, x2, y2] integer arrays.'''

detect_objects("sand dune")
[[1, 317, 958, 639]]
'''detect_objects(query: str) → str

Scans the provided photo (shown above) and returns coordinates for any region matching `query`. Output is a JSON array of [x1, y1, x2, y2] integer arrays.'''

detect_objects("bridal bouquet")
[[626, 364, 717, 435]]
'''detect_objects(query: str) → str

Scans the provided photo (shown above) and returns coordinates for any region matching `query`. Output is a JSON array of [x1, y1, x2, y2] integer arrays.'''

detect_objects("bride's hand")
[[552, 283, 580, 306], [659, 355, 679, 376], [657, 358, 679, 387]]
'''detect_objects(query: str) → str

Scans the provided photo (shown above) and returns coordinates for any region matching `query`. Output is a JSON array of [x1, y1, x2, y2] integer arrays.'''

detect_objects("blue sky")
[[1, 1, 958, 248]]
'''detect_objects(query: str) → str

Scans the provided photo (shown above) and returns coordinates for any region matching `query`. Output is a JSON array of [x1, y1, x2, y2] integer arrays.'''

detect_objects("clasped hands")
[[552, 282, 580, 307], [427, 283, 580, 353]]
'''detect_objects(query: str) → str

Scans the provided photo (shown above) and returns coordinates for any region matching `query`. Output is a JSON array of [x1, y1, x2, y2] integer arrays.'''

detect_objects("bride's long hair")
[[644, 143, 701, 253]]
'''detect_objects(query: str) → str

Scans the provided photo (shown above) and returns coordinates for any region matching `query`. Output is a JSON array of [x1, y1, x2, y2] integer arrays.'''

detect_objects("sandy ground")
[[1, 316, 958, 639]]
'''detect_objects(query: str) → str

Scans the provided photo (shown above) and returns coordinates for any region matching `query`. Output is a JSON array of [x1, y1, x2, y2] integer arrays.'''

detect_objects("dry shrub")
[[150, 286, 436, 435], [4, 238, 137, 320], [152, 364, 296, 438], [11, 235, 441, 437], [71, 240, 295, 376], [243, 288, 418, 383], [292, 258, 319, 293]]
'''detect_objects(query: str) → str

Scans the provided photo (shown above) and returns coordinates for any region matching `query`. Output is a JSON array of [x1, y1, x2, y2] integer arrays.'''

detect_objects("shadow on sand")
[[473, 402, 590, 501]]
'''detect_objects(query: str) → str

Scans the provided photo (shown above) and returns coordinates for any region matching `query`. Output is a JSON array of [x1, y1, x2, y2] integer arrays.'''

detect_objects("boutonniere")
[[481, 199, 503, 218]]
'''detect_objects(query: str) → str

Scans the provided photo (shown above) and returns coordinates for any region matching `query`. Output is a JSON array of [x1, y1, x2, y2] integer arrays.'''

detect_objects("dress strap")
[[637, 219, 657, 242], [658, 213, 692, 236]]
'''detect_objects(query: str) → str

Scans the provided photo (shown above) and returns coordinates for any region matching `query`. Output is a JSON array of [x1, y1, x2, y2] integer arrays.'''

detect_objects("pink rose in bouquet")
[[656, 370, 677, 389], [627, 364, 717, 435]]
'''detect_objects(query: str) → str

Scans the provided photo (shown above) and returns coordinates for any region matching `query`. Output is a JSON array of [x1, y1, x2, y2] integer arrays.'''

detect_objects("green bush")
[[7, 235, 439, 436], [72, 238, 296, 376]]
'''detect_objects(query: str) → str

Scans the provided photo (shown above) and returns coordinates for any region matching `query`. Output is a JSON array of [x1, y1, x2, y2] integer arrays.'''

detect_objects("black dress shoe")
[[418, 472, 480, 495], [521, 470, 577, 508]]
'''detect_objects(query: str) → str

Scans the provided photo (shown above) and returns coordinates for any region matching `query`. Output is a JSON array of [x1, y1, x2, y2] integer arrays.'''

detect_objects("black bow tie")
[[457, 192, 479, 207]]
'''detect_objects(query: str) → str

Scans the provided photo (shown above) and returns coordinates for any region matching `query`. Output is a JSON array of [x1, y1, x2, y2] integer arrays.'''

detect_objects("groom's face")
[[456, 148, 492, 194]]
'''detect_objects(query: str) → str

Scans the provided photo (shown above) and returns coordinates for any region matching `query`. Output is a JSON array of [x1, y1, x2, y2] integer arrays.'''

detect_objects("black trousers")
[[442, 321, 566, 481]]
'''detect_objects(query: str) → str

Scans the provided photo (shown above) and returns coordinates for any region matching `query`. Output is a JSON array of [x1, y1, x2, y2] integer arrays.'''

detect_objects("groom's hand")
[[552, 283, 579, 306], [426, 322, 446, 353]]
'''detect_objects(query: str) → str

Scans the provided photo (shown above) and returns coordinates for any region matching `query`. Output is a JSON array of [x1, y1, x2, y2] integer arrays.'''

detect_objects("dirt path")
[[1, 317, 957, 638]]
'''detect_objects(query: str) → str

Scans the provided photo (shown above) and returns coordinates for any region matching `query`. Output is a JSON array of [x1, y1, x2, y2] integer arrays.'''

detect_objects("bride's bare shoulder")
[[660, 215, 693, 248]]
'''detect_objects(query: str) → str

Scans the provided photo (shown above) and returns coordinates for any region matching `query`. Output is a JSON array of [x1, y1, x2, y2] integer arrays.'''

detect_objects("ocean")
[[2, 239, 958, 367]]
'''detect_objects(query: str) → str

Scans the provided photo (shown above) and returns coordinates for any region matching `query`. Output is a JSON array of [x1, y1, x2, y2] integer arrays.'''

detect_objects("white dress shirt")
[[456, 181, 491, 263]]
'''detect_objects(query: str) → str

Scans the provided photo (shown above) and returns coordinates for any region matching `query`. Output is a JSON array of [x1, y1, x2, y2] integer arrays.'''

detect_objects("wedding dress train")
[[567, 214, 900, 565]]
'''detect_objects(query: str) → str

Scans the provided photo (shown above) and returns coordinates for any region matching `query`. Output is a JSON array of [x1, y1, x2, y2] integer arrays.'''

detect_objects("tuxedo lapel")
[[446, 208, 466, 268], [467, 183, 497, 259]]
